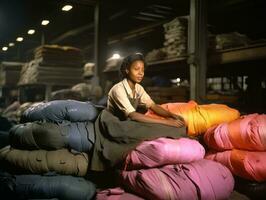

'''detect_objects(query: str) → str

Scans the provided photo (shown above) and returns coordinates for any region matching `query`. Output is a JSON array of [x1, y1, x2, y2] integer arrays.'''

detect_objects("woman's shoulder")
[[108, 81, 124, 94]]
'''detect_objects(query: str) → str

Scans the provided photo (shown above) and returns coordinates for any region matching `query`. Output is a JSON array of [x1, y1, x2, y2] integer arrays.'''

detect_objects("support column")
[[93, 1, 108, 88], [188, 0, 208, 102]]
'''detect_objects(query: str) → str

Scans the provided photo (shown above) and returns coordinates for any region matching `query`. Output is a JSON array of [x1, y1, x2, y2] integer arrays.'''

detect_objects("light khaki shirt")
[[107, 79, 155, 119]]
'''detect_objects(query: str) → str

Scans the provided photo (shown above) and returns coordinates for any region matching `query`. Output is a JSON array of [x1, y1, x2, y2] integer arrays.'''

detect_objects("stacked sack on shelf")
[[204, 113, 266, 199], [97, 137, 234, 200], [145, 17, 187, 62], [145, 100, 240, 137], [163, 17, 188, 58], [18, 45, 83, 86], [0, 100, 99, 199]]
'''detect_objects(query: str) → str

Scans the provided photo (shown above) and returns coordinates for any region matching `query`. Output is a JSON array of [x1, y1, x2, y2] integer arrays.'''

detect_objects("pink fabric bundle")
[[121, 159, 234, 200], [96, 187, 144, 200], [206, 149, 266, 182], [124, 138, 205, 170], [204, 114, 266, 151]]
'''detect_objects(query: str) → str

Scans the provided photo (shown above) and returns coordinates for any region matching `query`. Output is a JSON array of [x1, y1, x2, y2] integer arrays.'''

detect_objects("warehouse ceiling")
[[0, 0, 265, 62]]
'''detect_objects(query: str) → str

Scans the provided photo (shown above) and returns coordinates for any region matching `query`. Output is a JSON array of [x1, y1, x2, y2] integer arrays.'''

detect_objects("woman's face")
[[126, 60, 144, 83]]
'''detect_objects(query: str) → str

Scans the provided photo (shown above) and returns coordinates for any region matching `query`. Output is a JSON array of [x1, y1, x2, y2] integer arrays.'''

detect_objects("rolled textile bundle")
[[90, 109, 186, 171], [205, 149, 266, 182], [0, 146, 88, 176], [204, 114, 266, 151], [21, 100, 98, 123], [146, 100, 240, 136], [124, 137, 205, 170], [0, 172, 96, 200], [121, 159, 234, 200], [9, 121, 95, 152]]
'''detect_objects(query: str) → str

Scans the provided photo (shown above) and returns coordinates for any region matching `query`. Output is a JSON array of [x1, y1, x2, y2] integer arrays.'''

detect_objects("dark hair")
[[120, 53, 146, 79]]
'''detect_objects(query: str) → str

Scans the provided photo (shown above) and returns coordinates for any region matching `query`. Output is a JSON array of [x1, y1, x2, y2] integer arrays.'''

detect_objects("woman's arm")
[[150, 104, 185, 124], [128, 111, 184, 128]]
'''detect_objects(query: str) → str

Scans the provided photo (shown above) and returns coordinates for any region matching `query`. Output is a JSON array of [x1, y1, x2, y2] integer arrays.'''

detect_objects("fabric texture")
[[9, 121, 95, 152], [0, 146, 88, 176], [107, 79, 154, 119], [0, 171, 96, 200], [204, 114, 266, 151], [124, 137, 205, 170], [206, 149, 266, 182], [21, 100, 98, 123], [145, 100, 240, 136], [90, 109, 186, 171], [121, 159, 234, 200]]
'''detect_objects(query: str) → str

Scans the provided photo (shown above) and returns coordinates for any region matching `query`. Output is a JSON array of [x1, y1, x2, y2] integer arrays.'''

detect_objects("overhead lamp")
[[16, 37, 24, 42], [62, 5, 73, 11], [112, 53, 121, 59], [28, 29, 35, 35], [9, 43, 15, 47], [2, 47, 8, 51], [41, 20, 50, 26]]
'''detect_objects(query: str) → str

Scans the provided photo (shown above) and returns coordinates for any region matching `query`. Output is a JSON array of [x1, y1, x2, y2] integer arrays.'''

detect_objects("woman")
[[107, 53, 185, 128]]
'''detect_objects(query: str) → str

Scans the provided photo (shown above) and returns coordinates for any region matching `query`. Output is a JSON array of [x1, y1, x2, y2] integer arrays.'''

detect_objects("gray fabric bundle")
[[9, 121, 95, 152], [90, 109, 187, 171]]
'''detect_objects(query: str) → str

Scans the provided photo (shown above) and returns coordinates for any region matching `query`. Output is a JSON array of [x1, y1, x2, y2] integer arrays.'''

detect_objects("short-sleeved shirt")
[[107, 79, 155, 120]]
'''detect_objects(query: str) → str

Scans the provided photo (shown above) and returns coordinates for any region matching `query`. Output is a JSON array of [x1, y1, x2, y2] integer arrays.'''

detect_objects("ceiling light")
[[28, 29, 35, 35], [16, 37, 24, 42], [41, 20, 50, 26], [62, 5, 73, 11], [112, 53, 121, 59], [9, 43, 15, 47], [2, 47, 8, 51]]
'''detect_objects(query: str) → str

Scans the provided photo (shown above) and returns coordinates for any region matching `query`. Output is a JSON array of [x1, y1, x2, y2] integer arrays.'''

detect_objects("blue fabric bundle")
[[21, 100, 98, 123], [0, 172, 96, 200]]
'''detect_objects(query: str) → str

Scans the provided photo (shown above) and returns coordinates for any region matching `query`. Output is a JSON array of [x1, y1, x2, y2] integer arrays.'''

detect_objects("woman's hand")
[[164, 118, 185, 128], [169, 114, 185, 127], [171, 114, 185, 121]]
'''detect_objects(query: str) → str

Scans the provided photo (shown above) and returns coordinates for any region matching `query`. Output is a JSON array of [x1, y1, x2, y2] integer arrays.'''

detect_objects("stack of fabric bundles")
[[34, 45, 83, 67], [204, 113, 266, 198], [145, 17, 187, 62], [163, 17, 188, 58], [18, 45, 83, 86], [97, 137, 234, 199], [0, 100, 99, 199]]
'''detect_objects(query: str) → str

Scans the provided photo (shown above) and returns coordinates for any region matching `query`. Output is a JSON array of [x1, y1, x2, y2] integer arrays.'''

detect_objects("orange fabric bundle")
[[146, 100, 240, 136], [204, 114, 266, 151], [206, 149, 266, 182]]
